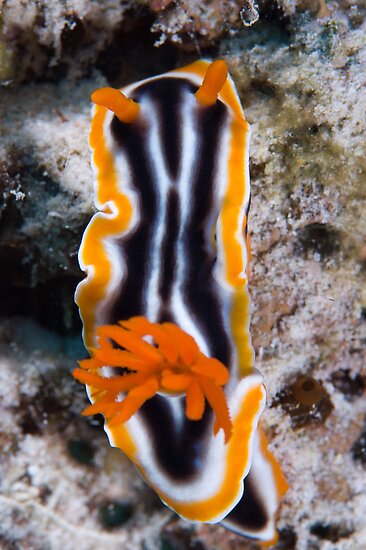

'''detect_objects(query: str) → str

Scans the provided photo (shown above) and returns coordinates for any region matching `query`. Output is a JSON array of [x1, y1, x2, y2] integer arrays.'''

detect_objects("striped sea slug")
[[73, 59, 287, 543]]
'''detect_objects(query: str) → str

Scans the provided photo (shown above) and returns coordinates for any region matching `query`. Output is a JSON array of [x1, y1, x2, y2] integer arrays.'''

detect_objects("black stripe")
[[183, 101, 232, 366], [158, 188, 179, 303], [133, 78, 187, 181], [224, 468, 269, 532], [108, 115, 157, 322], [139, 395, 212, 480]]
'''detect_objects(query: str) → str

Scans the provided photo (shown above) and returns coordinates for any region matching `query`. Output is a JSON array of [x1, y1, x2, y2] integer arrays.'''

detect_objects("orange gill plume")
[[73, 316, 233, 443]]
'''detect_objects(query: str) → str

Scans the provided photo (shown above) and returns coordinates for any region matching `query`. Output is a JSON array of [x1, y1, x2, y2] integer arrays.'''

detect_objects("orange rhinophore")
[[74, 59, 287, 542], [194, 59, 228, 106], [91, 87, 140, 123]]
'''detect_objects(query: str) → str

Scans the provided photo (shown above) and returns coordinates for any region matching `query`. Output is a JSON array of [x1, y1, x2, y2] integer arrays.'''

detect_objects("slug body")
[[74, 60, 287, 543]]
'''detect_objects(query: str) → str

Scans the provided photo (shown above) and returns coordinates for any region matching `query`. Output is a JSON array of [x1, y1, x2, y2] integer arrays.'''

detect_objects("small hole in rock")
[[272, 375, 333, 429], [99, 500, 134, 529], [67, 439, 95, 465]]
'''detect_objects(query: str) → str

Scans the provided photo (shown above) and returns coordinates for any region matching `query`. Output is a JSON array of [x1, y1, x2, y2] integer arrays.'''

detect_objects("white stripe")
[[170, 91, 209, 352], [143, 96, 172, 321]]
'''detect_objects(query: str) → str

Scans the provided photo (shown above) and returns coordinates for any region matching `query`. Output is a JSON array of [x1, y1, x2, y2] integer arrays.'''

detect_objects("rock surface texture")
[[0, 1, 365, 549]]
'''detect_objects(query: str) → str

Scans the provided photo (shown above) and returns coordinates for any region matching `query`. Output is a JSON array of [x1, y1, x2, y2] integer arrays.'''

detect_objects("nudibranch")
[[74, 59, 287, 543]]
